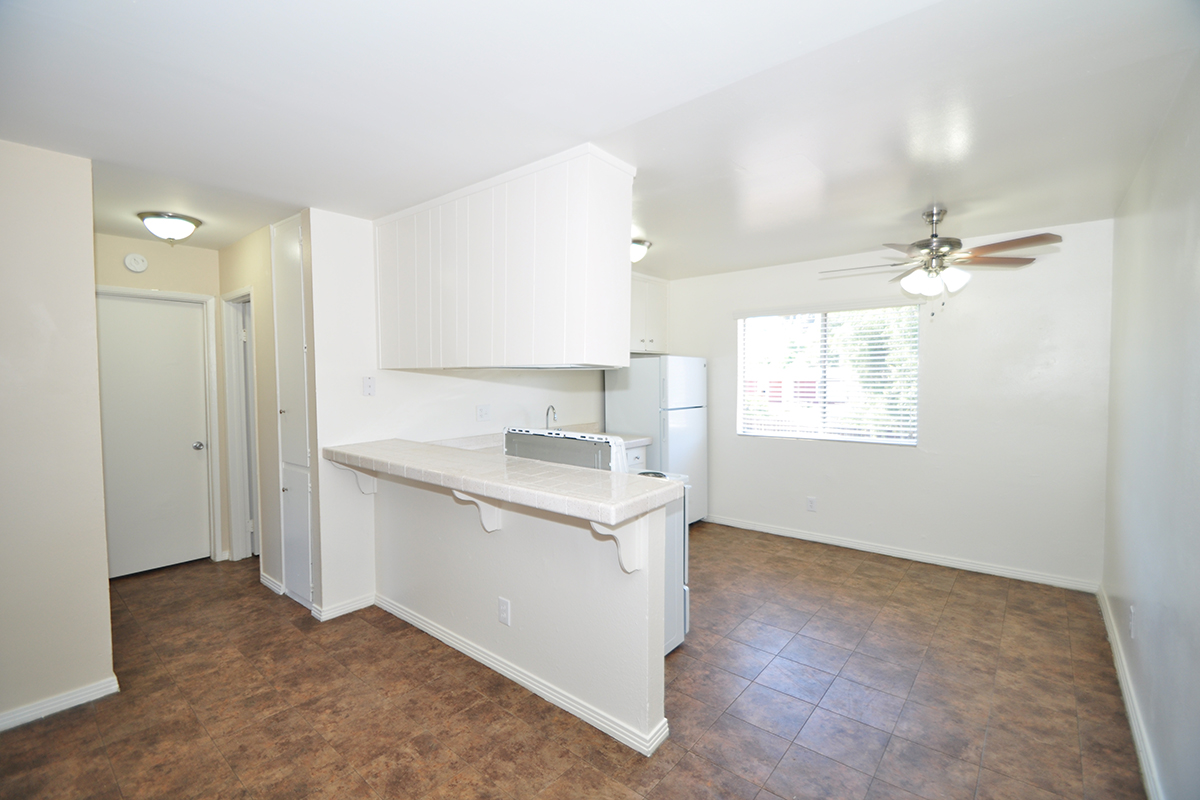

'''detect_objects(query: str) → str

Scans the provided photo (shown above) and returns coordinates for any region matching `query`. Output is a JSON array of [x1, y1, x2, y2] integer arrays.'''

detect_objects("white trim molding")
[[0, 676, 119, 732], [310, 594, 375, 622], [703, 515, 1100, 592], [260, 572, 284, 595], [1097, 587, 1163, 800], [374, 595, 669, 756]]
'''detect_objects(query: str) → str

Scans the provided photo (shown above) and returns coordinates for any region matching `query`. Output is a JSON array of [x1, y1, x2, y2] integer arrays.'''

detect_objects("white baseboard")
[[214, 550, 230, 562], [312, 594, 375, 622], [259, 572, 284, 595], [702, 515, 1100, 592], [1097, 587, 1162, 800], [374, 594, 669, 756], [0, 675, 120, 733]]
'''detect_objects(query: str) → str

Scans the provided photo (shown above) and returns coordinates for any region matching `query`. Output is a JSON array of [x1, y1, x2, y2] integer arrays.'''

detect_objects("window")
[[738, 305, 919, 445]]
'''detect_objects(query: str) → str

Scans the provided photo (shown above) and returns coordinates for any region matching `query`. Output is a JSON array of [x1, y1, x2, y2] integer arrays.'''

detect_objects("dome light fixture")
[[138, 211, 202, 243], [630, 239, 652, 263]]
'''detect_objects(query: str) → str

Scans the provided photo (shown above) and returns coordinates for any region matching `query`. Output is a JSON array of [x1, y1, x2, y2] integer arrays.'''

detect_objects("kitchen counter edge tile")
[[323, 438, 682, 526]]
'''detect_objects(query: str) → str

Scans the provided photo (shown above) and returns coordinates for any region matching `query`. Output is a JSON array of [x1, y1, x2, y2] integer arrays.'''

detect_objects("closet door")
[[272, 215, 312, 606]]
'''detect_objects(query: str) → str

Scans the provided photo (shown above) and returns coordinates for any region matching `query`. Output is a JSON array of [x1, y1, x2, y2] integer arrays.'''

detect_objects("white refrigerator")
[[605, 354, 708, 524]]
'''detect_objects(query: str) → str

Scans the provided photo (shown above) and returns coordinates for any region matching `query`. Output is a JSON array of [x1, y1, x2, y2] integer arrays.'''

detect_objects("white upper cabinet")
[[631, 272, 669, 353], [376, 144, 635, 369]]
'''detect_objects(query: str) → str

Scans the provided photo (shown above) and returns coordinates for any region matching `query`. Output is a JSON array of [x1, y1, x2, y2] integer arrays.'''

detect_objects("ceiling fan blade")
[[961, 233, 1062, 257], [889, 265, 924, 283], [953, 256, 1035, 267], [883, 243, 912, 254], [819, 261, 913, 275]]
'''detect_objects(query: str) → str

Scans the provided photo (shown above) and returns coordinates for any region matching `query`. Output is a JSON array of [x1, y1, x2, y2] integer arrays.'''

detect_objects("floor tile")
[[728, 618, 797, 654], [874, 737, 980, 800], [779, 634, 854, 674], [839, 653, 917, 698], [691, 714, 791, 785], [755, 657, 836, 705], [646, 752, 760, 800], [795, 708, 890, 775], [764, 744, 873, 800], [818, 677, 905, 733], [671, 660, 752, 709], [726, 683, 816, 741], [698, 637, 775, 680]]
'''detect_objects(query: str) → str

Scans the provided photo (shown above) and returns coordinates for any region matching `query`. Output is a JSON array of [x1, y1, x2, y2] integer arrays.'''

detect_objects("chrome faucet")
[[545, 405, 558, 430]]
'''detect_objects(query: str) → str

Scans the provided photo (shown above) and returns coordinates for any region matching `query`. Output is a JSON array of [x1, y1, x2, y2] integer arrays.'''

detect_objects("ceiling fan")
[[821, 206, 1062, 297]]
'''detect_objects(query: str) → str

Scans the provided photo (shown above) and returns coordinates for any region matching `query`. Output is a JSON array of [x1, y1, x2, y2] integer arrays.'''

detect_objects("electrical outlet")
[[498, 597, 511, 626], [476, 404, 491, 422], [362, 376, 376, 396], [1129, 605, 1136, 640], [806, 496, 817, 512]]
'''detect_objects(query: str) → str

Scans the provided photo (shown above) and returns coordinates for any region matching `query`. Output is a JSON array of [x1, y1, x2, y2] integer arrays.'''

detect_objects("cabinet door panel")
[[630, 275, 648, 352], [564, 156, 590, 360], [455, 198, 470, 367], [645, 279, 669, 352], [395, 215, 417, 368], [505, 174, 537, 366], [439, 203, 458, 368], [273, 217, 309, 466], [376, 220, 400, 368], [414, 210, 433, 369], [533, 162, 569, 366], [468, 190, 494, 367]]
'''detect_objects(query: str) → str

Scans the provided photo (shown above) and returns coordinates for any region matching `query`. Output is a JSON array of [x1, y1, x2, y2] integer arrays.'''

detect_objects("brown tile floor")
[[0, 522, 1146, 800]]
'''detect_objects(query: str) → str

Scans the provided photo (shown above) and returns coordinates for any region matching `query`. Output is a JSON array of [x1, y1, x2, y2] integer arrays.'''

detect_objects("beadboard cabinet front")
[[376, 146, 634, 370]]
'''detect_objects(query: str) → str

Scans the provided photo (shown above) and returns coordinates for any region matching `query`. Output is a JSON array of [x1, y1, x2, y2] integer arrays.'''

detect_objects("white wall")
[[1103, 55, 1200, 800], [305, 208, 605, 616], [0, 140, 116, 726], [670, 218, 1114, 589]]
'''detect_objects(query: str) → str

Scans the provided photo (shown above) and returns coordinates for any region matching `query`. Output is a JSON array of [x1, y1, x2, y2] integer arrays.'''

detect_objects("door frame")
[[222, 287, 260, 561], [96, 285, 224, 562]]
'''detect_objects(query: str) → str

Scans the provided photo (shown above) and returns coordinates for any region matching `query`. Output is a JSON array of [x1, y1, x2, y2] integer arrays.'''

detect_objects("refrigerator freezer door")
[[663, 356, 707, 409], [661, 406, 708, 523]]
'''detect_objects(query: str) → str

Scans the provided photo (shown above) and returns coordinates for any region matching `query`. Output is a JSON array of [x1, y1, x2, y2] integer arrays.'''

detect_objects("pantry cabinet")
[[375, 144, 636, 369], [630, 272, 669, 353]]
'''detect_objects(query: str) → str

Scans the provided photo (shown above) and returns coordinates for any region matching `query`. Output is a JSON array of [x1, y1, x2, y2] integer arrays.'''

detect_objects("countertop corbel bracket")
[[452, 490, 503, 533], [331, 461, 378, 494], [590, 521, 644, 574]]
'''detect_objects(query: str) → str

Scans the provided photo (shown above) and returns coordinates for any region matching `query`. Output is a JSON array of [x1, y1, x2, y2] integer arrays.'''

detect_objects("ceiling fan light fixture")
[[138, 211, 202, 242], [940, 266, 972, 293], [630, 239, 651, 263], [900, 268, 943, 297]]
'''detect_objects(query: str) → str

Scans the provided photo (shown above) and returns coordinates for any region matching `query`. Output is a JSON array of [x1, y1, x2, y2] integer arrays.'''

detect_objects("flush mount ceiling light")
[[630, 239, 652, 263], [138, 212, 202, 243]]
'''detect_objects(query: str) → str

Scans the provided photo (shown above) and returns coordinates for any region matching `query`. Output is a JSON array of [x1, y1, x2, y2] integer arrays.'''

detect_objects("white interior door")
[[98, 293, 212, 578]]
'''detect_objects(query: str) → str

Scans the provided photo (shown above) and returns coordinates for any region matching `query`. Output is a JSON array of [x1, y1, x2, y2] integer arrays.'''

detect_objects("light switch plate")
[[362, 377, 376, 396]]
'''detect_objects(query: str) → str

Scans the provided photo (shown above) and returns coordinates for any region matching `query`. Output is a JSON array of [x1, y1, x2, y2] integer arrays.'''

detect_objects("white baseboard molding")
[[702, 515, 1100, 592], [1097, 587, 1162, 800], [0, 675, 120, 733], [312, 594, 375, 622], [214, 550, 230, 562], [259, 572, 284, 595], [375, 594, 669, 756]]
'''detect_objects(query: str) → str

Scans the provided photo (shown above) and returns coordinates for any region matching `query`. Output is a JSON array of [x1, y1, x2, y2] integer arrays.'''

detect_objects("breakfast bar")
[[323, 439, 683, 755]]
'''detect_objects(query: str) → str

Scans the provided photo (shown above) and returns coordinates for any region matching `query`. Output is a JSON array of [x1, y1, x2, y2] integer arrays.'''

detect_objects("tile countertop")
[[323, 438, 682, 526]]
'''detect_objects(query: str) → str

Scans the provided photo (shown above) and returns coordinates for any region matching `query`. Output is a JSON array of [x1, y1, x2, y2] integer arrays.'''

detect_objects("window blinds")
[[738, 305, 919, 445]]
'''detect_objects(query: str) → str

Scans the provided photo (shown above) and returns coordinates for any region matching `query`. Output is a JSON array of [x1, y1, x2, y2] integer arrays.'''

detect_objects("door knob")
[[192, 441, 205, 450]]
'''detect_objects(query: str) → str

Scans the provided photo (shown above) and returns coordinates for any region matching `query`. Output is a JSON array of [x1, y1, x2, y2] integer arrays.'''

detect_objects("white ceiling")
[[2, 0, 1197, 277]]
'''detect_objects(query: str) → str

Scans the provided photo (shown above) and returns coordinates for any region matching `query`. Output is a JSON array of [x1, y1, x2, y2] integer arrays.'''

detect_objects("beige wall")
[[0, 139, 115, 723], [94, 233, 220, 296], [218, 227, 282, 582], [1104, 54, 1200, 799]]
